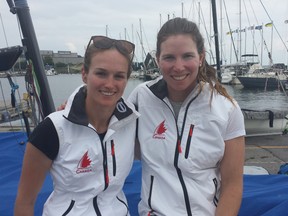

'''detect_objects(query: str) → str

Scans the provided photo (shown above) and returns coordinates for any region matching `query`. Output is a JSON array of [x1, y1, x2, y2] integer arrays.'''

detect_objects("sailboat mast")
[[8, 0, 55, 117], [211, 0, 221, 80]]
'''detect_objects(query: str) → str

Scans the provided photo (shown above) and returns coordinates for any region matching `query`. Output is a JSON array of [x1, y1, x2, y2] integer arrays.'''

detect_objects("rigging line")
[[248, 0, 270, 63], [242, 0, 260, 60], [259, 0, 288, 53], [141, 23, 151, 54], [218, 0, 227, 64], [122, 30, 140, 62], [186, 0, 195, 20], [248, 0, 259, 24], [198, 3, 215, 64], [0, 11, 9, 46], [222, 0, 238, 62], [16, 15, 24, 40], [136, 31, 146, 63]]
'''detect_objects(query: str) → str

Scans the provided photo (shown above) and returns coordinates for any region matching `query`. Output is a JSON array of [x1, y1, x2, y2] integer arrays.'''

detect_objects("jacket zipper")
[[93, 196, 102, 216], [162, 99, 192, 215], [148, 175, 155, 215], [100, 140, 109, 190], [172, 94, 199, 216], [62, 200, 75, 216], [116, 196, 129, 216]]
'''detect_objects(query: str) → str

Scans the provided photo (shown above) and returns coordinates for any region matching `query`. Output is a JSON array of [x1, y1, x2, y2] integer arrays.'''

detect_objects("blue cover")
[[1, 132, 288, 216]]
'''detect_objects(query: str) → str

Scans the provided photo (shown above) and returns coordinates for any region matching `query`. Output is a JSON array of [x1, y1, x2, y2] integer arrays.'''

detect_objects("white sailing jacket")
[[128, 77, 246, 216], [43, 85, 139, 216]]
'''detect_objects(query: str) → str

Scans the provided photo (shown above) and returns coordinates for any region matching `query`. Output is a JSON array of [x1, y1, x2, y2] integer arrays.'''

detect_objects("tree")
[[43, 56, 54, 66]]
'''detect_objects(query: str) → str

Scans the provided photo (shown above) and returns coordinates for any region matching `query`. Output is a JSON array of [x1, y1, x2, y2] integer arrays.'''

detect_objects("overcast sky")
[[1, 0, 288, 66]]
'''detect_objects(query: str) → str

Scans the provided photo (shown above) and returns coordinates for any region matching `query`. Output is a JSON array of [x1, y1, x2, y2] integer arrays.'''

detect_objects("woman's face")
[[82, 49, 129, 108], [157, 34, 204, 102]]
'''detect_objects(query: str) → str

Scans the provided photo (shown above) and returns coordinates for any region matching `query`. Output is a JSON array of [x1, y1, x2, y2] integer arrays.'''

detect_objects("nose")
[[173, 58, 184, 72], [104, 74, 115, 88]]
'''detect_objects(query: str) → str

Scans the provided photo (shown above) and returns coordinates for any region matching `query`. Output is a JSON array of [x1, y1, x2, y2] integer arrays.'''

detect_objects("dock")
[[245, 134, 288, 174]]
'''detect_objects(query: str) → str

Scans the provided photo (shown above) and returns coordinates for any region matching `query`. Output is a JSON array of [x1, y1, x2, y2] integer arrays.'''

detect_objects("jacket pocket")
[[111, 140, 117, 176], [185, 124, 194, 159]]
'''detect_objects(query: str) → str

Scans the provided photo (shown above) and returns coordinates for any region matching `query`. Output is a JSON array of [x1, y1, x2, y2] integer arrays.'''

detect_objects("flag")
[[255, 25, 262, 30], [285, 20, 288, 24], [265, 22, 273, 27]]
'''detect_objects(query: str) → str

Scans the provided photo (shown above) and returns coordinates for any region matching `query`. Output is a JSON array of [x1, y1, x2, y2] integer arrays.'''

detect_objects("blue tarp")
[[1, 132, 288, 216]]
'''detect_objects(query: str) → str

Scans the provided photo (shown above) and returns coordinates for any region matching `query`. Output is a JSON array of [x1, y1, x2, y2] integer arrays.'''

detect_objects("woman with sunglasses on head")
[[14, 36, 139, 216], [128, 17, 245, 216]]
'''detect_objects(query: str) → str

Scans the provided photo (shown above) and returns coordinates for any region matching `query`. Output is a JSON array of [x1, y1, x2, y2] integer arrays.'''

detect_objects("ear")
[[81, 65, 87, 83], [199, 52, 205, 66]]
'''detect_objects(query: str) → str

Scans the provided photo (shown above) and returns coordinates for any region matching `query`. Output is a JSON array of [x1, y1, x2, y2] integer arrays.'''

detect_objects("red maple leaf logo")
[[156, 120, 167, 135], [79, 151, 91, 168]]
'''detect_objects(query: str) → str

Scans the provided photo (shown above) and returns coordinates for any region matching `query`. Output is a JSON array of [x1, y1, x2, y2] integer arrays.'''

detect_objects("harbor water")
[[0, 74, 288, 112]]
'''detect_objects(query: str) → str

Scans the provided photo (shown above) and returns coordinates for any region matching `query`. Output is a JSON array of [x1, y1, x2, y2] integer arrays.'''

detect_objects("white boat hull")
[[243, 110, 288, 136], [245, 118, 287, 136]]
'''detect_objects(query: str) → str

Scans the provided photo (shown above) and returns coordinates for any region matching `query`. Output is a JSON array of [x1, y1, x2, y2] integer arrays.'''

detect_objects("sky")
[[1, 0, 288, 66]]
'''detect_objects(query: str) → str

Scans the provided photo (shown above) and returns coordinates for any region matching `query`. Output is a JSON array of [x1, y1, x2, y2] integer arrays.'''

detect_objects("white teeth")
[[101, 91, 114, 96], [173, 75, 187, 80]]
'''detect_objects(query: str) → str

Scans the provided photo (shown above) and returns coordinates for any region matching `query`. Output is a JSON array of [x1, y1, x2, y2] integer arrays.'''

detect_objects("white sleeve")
[[127, 85, 139, 107], [224, 102, 246, 140]]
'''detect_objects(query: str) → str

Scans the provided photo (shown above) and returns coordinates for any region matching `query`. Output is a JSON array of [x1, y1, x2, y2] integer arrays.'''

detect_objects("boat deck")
[[0, 100, 31, 125]]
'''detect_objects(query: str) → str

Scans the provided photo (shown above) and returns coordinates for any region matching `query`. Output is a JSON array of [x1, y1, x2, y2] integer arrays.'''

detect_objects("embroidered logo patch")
[[153, 120, 167, 139], [76, 151, 92, 174]]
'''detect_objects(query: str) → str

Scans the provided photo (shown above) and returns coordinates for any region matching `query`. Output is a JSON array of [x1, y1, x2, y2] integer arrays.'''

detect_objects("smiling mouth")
[[100, 90, 115, 96], [172, 74, 188, 81]]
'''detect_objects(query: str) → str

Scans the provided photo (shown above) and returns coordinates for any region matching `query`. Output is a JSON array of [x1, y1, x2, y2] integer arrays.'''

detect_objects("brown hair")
[[156, 17, 234, 104], [83, 38, 134, 78]]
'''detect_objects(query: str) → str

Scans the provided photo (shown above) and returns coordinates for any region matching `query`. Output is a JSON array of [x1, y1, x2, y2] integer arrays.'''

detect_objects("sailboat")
[[237, 65, 288, 90], [1, 0, 55, 130]]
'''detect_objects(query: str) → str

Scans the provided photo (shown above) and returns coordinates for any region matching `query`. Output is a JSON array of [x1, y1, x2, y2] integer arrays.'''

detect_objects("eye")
[[95, 71, 108, 78], [162, 55, 174, 61], [183, 53, 194, 59], [114, 73, 127, 80]]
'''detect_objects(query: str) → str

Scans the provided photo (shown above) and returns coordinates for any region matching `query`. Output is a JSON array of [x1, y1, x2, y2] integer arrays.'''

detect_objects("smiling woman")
[[128, 17, 246, 216], [14, 35, 140, 216]]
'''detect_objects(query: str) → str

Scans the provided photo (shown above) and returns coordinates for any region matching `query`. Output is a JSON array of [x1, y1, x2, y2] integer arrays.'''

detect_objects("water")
[[0, 74, 288, 111], [0, 74, 143, 108], [224, 85, 288, 111]]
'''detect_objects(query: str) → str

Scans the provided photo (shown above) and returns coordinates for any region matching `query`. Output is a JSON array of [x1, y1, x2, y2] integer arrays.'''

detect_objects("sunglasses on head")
[[86, 35, 135, 58]]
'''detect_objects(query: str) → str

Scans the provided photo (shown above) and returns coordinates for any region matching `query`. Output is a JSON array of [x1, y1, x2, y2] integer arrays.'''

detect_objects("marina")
[[0, 0, 288, 215], [1, 74, 288, 136]]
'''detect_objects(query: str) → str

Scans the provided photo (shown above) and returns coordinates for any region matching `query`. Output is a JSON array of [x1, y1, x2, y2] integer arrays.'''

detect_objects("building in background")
[[40, 50, 83, 65]]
